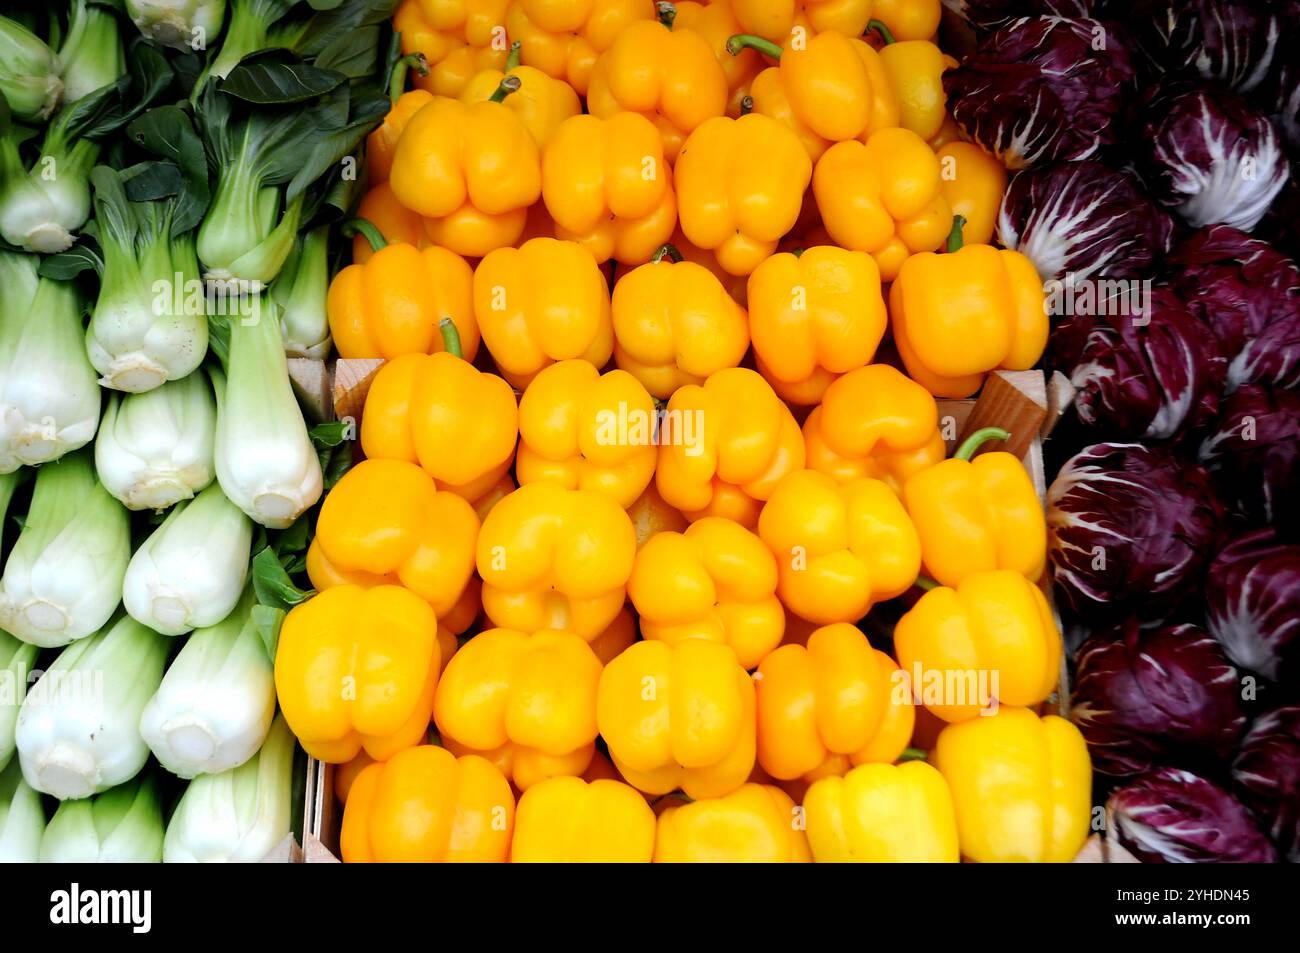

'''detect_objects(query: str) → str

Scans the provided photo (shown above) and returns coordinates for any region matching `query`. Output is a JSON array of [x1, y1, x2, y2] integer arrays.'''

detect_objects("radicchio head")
[[1047, 443, 1222, 621], [944, 18, 1135, 169], [1198, 384, 1300, 529], [939, 0, 1102, 31], [1128, 0, 1283, 95], [1072, 620, 1245, 777], [1107, 767, 1278, 863], [1205, 529, 1300, 683], [998, 162, 1174, 285], [1232, 705, 1300, 862]]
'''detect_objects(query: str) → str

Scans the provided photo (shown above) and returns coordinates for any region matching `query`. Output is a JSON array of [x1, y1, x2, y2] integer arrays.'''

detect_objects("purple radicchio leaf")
[[1072, 620, 1246, 778], [1232, 705, 1300, 862], [1049, 287, 1223, 441], [1205, 528, 1300, 683], [1198, 384, 1300, 530], [1126, 0, 1284, 95], [1140, 80, 1289, 233], [944, 18, 1135, 169], [939, 0, 1103, 32], [1047, 443, 1223, 621], [998, 161, 1173, 285], [1107, 767, 1278, 863]]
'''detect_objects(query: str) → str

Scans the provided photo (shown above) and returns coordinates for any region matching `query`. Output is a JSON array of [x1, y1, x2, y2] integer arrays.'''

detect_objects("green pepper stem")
[[727, 33, 783, 59], [955, 427, 1010, 461], [389, 53, 428, 104], [652, 243, 684, 264], [946, 214, 967, 253], [489, 75, 522, 103], [505, 40, 521, 72], [656, 1, 677, 29], [342, 218, 387, 253], [914, 576, 940, 592], [740, 94, 755, 115], [867, 18, 897, 45], [438, 318, 464, 359], [898, 747, 929, 763]]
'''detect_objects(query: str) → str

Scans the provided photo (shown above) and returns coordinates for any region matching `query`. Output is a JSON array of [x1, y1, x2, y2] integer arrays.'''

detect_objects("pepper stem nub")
[[489, 75, 522, 103], [954, 427, 1010, 461], [726, 33, 783, 59], [342, 218, 387, 253], [439, 318, 464, 360]]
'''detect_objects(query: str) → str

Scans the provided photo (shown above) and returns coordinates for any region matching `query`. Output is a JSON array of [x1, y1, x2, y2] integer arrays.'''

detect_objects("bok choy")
[[1, 629, 39, 773], [0, 760, 44, 862], [127, 0, 227, 52], [39, 773, 165, 862], [59, 0, 127, 105], [0, 14, 62, 122], [276, 226, 331, 358]]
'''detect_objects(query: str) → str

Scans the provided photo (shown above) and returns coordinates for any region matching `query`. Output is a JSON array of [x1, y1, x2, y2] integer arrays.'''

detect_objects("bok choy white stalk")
[[275, 226, 331, 358], [213, 296, 323, 528], [85, 165, 209, 393], [0, 14, 63, 122], [123, 481, 253, 635], [39, 774, 164, 862], [94, 370, 216, 510], [163, 712, 293, 862], [0, 449, 131, 648], [15, 615, 169, 800], [127, 0, 227, 53], [0, 98, 98, 253], [59, 0, 127, 105], [0, 760, 44, 862], [1, 630, 39, 773], [139, 587, 274, 778], [205, 0, 290, 82]]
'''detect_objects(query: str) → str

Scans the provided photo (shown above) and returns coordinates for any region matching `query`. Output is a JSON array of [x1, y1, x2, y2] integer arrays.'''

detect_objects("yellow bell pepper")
[[756, 623, 908, 780], [614, 226, 750, 305], [611, 244, 750, 399], [928, 111, 962, 149], [473, 236, 614, 389], [459, 42, 582, 148], [757, 469, 921, 625], [730, 0, 941, 44], [866, 19, 956, 142], [350, 183, 428, 265], [935, 140, 1006, 247], [894, 570, 1062, 723], [333, 750, 374, 806], [676, 113, 812, 276], [517, 359, 657, 508], [359, 329, 519, 502], [340, 746, 515, 862], [389, 85, 541, 257], [589, 605, 639, 665], [812, 127, 951, 281], [801, 364, 945, 491], [748, 245, 888, 405], [890, 219, 1049, 398], [597, 639, 756, 798], [934, 706, 1092, 863], [275, 584, 441, 763], [655, 367, 806, 528], [393, 0, 511, 98], [800, 649, 916, 781], [476, 482, 637, 640], [327, 224, 478, 361], [903, 426, 1046, 588], [654, 783, 810, 862], [513, 776, 657, 862], [312, 458, 480, 620], [586, 6, 729, 161], [366, 58, 434, 186], [433, 628, 602, 790], [675, 0, 763, 117], [628, 483, 689, 548], [507, 0, 652, 95], [727, 31, 898, 161], [541, 112, 677, 266], [804, 760, 960, 862], [629, 517, 784, 669]]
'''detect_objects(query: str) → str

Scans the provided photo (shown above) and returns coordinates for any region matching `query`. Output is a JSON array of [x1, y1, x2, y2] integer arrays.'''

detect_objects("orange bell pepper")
[[615, 227, 749, 305], [611, 244, 750, 399], [586, 5, 728, 161], [729, 0, 941, 44], [275, 584, 441, 763], [890, 218, 1048, 398], [359, 324, 519, 503], [340, 746, 515, 862], [476, 482, 637, 640], [388, 83, 541, 257], [597, 638, 756, 798], [541, 112, 677, 266], [757, 469, 921, 624], [327, 223, 478, 361], [589, 606, 639, 666], [894, 570, 1062, 722], [935, 141, 1006, 247], [627, 482, 689, 548], [459, 41, 582, 149], [629, 516, 784, 669], [654, 783, 811, 862], [675, 0, 763, 117], [349, 183, 427, 265], [473, 236, 614, 389], [655, 367, 806, 528], [507, 0, 652, 95], [513, 776, 657, 861], [366, 56, 434, 186], [675, 113, 812, 276], [393, 0, 511, 98], [801, 364, 945, 490], [903, 426, 1047, 588], [865, 19, 955, 142], [433, 628, 603, 790], [748, 245, 888, 405], [516, 359, 657, 508]]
